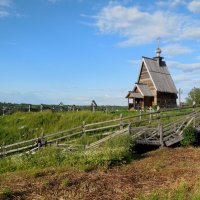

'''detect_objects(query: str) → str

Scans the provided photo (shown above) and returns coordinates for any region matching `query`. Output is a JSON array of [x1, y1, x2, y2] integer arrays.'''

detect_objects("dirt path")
[[1, 147, 200, 199]]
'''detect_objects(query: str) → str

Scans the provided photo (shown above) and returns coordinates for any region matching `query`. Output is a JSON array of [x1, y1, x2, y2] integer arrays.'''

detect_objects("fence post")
[[120, 113, 123, 130], [41, 133, 46, 147], [128, 123, 131, 134], [40, 104, 43, 112], [56, 140, 58, 147], [193, 116, 196, 128], [2, 106, 5, 116], [149, 112, 152, 124], [0, 145, 3, 157], [159, 123, 164, 147], [82, 121, 86, 135], [105, 107, 108, 115], [3, 146, 6, 157], [140, 110, 142, 120], [193, 101, 196, 112], [157, 106, 161, 124], [2, 142, 6, 157]]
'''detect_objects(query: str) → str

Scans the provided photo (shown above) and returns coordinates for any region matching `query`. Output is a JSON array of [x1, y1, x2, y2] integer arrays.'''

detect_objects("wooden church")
[[126, 48, 177, 110]]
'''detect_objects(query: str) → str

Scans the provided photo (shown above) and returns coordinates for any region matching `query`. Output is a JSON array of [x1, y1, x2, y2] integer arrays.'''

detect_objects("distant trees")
[[186, 87, 200, 105]]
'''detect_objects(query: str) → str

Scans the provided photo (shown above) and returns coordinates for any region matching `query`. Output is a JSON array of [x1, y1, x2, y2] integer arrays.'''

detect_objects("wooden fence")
[[0, 105, 200, 157], [134, 109, 200, 146]]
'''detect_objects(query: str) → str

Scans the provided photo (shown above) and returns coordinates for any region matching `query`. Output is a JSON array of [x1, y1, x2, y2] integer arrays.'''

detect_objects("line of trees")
[[0, 87, 199, 115], [0, 102, 127, 116]]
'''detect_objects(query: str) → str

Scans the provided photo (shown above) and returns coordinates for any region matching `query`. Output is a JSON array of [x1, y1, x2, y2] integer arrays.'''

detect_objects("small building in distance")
[[126, 48, 177, 110]]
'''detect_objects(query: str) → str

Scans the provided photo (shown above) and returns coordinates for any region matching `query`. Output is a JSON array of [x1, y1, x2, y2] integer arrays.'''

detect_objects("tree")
[[186, 87, 200, 105]]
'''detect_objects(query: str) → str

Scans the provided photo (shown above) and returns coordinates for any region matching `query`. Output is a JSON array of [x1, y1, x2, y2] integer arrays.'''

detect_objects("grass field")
[[0, 106, 197, 146], [0, 107, 200, 199], [0, 109, 137, 145]]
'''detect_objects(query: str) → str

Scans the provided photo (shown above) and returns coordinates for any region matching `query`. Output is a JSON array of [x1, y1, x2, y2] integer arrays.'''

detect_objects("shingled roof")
[[135, 83, 153, 97], [126, 91, 142, 98], [141, 57, 177, 94]]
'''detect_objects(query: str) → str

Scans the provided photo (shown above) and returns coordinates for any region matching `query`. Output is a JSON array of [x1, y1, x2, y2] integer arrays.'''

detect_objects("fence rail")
[[1, 105, 200, 157]]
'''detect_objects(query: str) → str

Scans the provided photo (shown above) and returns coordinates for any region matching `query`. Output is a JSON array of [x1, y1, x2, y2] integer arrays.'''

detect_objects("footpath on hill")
[[1, 147, 200, 200]]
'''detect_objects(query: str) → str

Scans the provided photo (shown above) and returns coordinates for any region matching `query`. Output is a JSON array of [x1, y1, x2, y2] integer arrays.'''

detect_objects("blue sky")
[[0, 0, 200, 105]]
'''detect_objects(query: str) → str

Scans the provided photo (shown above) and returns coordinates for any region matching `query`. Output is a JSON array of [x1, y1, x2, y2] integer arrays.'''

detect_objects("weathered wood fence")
[[134, 110, 200, 146], [1, 105, 200, 157]]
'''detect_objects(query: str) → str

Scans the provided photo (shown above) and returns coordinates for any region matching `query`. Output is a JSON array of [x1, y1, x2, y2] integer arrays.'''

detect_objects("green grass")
[[0, 187, 13, 199], [0, 134, 134, 174], [181, 126, 198, 146], [0, 106, 198, 158], [61, 178, 70, 187], [138, 180, 200, 200], [0, 110, 135, 145], [1, 106, 198, 146]]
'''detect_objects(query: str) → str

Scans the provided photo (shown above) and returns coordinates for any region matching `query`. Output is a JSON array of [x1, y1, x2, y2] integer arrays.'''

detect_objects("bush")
[[181, 126, 198, 147], [0, 187, 13, 198]]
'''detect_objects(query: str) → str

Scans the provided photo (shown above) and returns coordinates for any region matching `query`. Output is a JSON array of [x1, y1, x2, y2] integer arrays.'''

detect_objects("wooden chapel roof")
[[135, 83, 153, 97], [140, 57, 178, 94]]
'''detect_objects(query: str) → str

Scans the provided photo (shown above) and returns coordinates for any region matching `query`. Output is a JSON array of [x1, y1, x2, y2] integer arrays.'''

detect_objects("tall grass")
[[0, 106, 197, 146], [0, 134, 134, 174], [0, 110, 127, 145]]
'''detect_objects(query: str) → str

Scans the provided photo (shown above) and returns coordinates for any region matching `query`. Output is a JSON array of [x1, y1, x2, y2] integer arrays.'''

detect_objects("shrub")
[[181, 126, 198, 147], [61, 178, 70, 187], [31, 171, 46, 178], [0, 187, 13, 198]]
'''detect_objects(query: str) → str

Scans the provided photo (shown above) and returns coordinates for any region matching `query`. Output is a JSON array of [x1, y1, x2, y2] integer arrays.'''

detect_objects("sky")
[[0, 0, 200, 106]]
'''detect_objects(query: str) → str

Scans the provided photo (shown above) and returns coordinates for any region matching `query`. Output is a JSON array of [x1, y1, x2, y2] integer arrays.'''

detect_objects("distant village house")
[[126, 48, 177, 110]]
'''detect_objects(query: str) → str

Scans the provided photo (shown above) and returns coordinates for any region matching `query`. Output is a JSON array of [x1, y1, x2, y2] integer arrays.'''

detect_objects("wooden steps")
[[164, 133, 183, 146], [135, 139, 160, 146], [134, 114, 199, 147]]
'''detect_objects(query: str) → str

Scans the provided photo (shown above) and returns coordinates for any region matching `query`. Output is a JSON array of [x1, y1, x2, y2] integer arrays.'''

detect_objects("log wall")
[[138, 64, 155, 92]]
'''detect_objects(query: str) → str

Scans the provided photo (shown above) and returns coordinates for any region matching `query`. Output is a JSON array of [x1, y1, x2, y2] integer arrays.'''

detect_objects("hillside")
[[1, 147, 200, 199], [0, 106, 197, 146], [0, 107, 200, 199], [0, 110, 132, 145]]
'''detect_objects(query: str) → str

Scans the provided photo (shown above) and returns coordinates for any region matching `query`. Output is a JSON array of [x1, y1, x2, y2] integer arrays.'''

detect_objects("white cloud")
[[167, 60, 200, 99], [48, 0, 61, 4], [168, 60, 200, 72], [0, 10, 9, 17], [95, 3, 200, 46], [188, 0, 200, 13], [180, 27, 200, 40], [156, 0, 186, 7], [162, 44, 193, 56], [0, 0, 11, 7], [0, 0, 12, 18], [173, 73, 189, 82], [0, 86, 129, 105]]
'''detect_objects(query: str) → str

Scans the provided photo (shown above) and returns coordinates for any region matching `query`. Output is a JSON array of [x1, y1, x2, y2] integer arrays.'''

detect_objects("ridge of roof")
[[142, 56, 154, 60], [143, 58, 177, 93], [142, 56, 164, 60], [135, 83, 147, 85]]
